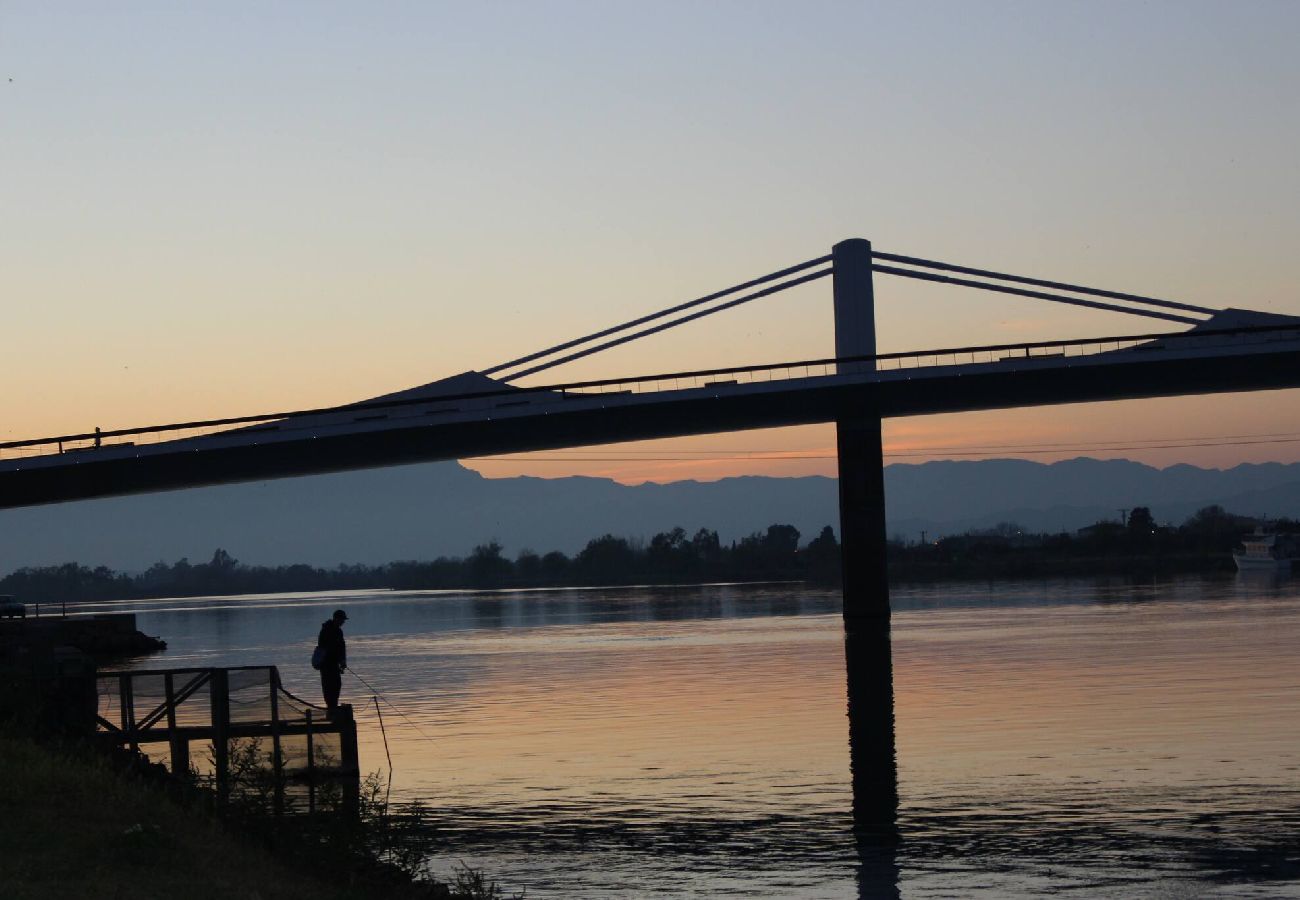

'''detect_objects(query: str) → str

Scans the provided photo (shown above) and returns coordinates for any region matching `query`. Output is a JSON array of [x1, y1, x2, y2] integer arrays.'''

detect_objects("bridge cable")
[[872, 251, 1216, 316], [481, 254, 832, 378], [490, 250, 1209, 381], [872, 264, 1203, 324], [498, 267, 833, 381]]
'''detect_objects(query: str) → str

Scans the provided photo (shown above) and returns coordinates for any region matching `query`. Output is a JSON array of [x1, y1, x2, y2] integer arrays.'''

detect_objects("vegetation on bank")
[[0, 524, 839, 600], [889, 504, 1287, 581], [0, 505, 1287, 603], [0, 736, 510, 899]]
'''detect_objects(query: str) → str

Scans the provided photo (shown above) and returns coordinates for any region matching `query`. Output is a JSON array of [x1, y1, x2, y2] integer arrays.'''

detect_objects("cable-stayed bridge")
[[3, 239, 1298, 513], [9, 236, 1295, 843]]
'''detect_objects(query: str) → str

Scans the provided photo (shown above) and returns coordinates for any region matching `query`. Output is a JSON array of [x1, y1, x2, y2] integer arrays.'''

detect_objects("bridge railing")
[[546, 336, 1159, 400], [4, 323, 1298, 464]]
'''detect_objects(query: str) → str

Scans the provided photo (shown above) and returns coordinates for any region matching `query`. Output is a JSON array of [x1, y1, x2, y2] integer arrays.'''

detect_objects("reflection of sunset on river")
[[360, 617, 852, 807], [100, 579, 1300, 895], [893, 595, 1300, 798], [342, 585, 1300, 823]]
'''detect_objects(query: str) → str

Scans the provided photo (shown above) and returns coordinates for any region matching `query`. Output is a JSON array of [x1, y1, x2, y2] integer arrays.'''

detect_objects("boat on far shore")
[[1233, 528, 1297, 572]]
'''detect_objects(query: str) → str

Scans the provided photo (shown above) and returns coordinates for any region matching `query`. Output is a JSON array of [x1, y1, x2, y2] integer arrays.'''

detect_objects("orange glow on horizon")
[[461, 390, 1300, 485]]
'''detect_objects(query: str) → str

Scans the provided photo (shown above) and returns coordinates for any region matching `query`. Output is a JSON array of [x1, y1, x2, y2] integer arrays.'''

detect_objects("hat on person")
[[332, 609, 348, 621]]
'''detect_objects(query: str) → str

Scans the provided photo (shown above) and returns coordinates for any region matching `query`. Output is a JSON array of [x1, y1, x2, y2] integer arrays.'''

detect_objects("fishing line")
[[346, 666, 439, 743], [372, 695, 393, 810]]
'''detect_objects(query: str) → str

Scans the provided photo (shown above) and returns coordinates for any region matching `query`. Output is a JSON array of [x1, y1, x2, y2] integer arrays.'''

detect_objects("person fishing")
[[315, 608, 348, 711]]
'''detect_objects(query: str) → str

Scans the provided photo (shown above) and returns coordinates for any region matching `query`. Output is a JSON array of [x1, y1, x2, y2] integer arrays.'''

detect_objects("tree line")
[[0, 524, 842, 604], [0, 504, 1285, 604], [888, 504, 1293, 580]]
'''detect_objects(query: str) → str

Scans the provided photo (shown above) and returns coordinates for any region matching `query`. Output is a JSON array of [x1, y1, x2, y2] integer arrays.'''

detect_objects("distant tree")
[[208, 548, 238, 572], [648, 527, 692, 576], [762, 524, 801, 557], [1183, 505, 1236, 533], [735, 524, 801, 574], [1127, 506, 1156, 536], [468, 541, 511, 585], [540, 550, 570, 581], [515, 549, 541, 582], [575, 534, 636, 581], [804, 525, 841, 582], [691, 528, 722, 565]]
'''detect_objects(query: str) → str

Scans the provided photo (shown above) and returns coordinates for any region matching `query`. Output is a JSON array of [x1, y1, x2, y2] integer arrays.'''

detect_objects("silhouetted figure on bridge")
[[316, 608, 348, 710]]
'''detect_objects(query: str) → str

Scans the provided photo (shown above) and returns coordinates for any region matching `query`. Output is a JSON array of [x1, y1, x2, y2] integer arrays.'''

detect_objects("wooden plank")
[[100, 664, 271, 677], [98, 721, 345, 744]]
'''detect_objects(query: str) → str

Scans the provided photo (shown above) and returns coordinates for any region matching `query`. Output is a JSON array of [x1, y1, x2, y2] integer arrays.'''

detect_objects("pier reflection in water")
[[844, 608, 901, 899], [93, 576, 1300, 897]]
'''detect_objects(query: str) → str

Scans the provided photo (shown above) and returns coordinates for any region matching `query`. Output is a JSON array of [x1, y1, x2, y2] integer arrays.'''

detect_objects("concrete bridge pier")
[[833, 239, 899, 844]]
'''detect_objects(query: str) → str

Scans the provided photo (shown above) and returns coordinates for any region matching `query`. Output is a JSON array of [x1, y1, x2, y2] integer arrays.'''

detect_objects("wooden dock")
[[95, 665, 359, 812]]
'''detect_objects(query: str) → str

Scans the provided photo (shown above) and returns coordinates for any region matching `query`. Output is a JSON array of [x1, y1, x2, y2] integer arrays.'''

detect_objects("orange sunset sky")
[[4, 3, 1298, 485]]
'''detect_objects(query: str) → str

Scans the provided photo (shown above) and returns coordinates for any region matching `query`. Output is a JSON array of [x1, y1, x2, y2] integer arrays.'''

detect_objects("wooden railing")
[[96, 665, 359, 812]]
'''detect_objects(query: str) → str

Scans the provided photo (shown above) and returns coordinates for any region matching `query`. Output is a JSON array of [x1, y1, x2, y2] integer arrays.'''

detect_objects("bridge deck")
[[4, 324, 1300, 509]]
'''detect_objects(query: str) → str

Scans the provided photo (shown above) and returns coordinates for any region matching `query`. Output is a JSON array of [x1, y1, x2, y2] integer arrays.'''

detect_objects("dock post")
[[336, 704, 361, 817], [269, 668, 284, 815], [164, 673, 189, 777], [305, 708, 316, 815], [832, 238, 899, 843], [119, 673, 137, 753], [210, 668, 230, 805]]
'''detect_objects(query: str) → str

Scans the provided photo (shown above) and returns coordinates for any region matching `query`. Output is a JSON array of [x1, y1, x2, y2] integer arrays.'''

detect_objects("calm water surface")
[[86, 576, 1300, 897]]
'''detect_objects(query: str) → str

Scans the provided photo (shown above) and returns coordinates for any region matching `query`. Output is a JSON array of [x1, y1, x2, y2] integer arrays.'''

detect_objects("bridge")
[[6, 235, 1300, 609], [5, 236, 1299, 840], [4, 239, 1299, 509]]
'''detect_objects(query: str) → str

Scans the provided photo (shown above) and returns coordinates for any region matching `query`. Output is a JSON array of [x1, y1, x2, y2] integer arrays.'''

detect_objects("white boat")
[[1233, 530, 1296, 572]]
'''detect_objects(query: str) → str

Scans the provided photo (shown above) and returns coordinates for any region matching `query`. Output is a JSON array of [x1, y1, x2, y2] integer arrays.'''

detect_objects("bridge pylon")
[[833, 238, 900, 840], [833, 238, 890, 623]]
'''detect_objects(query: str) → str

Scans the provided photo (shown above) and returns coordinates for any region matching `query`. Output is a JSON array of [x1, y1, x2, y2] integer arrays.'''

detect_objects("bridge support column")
[[833, 238, 899, 843], [833, 238, 890, 621]]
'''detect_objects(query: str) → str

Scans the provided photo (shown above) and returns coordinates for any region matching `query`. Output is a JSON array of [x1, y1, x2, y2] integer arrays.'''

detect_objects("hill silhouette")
[[2, 458, 1300, 571]]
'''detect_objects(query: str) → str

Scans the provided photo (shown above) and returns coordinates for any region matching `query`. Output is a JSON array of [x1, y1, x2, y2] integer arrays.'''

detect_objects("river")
[[83, 574, 1300, 898]]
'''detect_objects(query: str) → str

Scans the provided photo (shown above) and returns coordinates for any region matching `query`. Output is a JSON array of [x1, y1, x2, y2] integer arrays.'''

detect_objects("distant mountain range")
[[3, 458, 1300, 572]]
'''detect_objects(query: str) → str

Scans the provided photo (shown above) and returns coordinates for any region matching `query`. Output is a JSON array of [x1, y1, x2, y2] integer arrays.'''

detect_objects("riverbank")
[[887, 550, 1235, 583], [0, 735, 349, 899], [0, 613, 165, 659], [0, 735, 512, 899]]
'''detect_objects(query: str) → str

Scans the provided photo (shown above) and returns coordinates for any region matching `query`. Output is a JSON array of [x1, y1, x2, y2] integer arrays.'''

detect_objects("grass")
[[0, 735, 514, 899]]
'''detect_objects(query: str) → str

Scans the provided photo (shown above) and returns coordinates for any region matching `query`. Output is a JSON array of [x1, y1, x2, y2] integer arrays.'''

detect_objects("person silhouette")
[[316, 609, 348, 710]]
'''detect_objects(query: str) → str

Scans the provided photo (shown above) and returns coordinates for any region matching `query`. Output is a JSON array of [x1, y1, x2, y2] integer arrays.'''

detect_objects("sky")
[[3, 1, 1299, 484]]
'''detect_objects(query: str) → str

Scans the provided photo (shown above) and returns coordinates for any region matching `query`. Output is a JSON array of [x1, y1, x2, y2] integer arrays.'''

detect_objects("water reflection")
[[81, 577, 1300, 897], [844, 611, 900, 898]]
